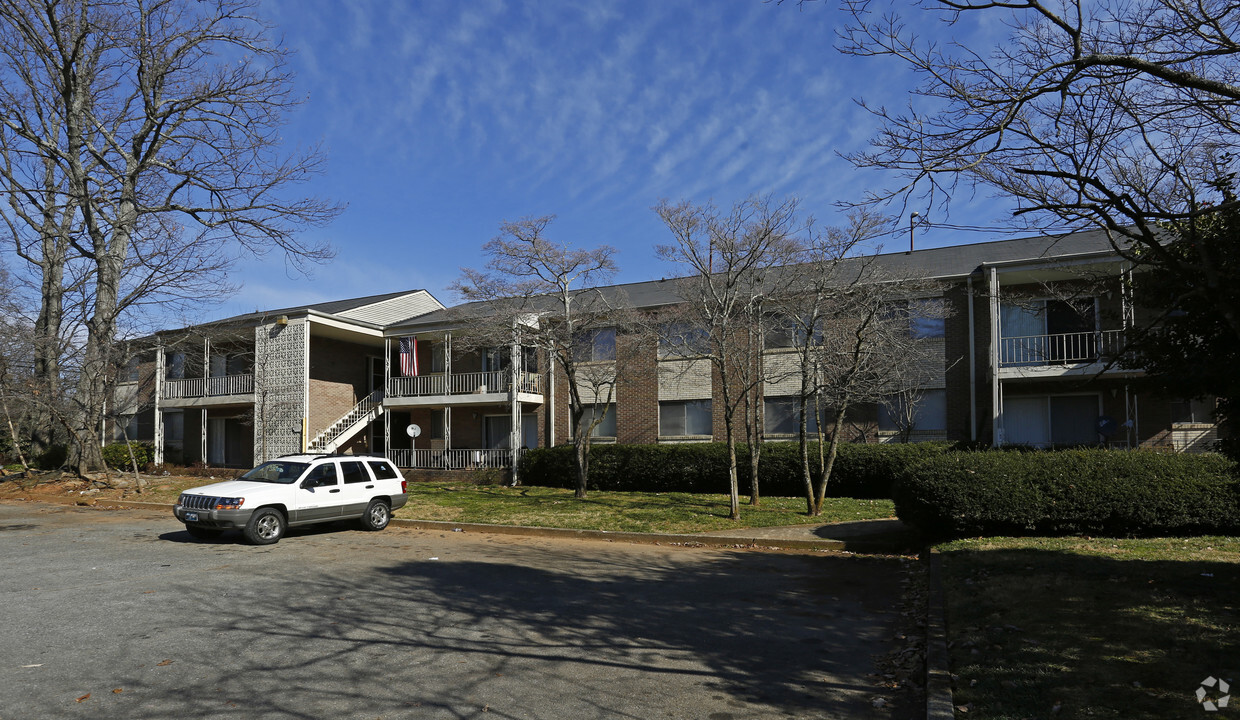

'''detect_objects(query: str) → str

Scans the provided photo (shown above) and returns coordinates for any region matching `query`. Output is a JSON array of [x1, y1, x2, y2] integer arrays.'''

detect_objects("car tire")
[[185, 524, 223, 540], [243, 507, 286, 545], [360, 499, 390, 531]]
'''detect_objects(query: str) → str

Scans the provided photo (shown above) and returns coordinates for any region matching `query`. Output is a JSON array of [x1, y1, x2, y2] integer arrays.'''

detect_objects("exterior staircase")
[[307, 390, 384, 453]]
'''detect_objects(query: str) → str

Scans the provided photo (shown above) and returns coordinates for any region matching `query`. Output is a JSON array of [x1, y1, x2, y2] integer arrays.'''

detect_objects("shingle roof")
[[160, 289, 443, 334], [391, 229, 1120, 331]]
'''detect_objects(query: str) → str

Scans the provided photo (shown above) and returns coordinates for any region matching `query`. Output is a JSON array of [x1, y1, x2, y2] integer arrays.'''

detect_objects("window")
[[164, 412, 184, 446], [578, 404, 616, 438], [481, 348, 508, 372], [879, 389, 947, 433], [658, 323, 709, 358], [301, 462, 338, 487], [166, 352, 185, 379], [659, 400, 712, 436], [340, 461, 368, 484], [367, 460, 400, 480], [124, 357, 140, 383], [430, 343, 446, 373], [908, 299, 946, 339], [1171, 398, 1215, 425], [764, 397, 821, 435], [1002, 394, 1100, 447], [573, 328, 616, 362]]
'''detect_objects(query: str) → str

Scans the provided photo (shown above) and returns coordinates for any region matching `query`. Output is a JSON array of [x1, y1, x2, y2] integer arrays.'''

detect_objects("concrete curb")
[[10, 495, 904, 553], [925, 550, 957, 720]]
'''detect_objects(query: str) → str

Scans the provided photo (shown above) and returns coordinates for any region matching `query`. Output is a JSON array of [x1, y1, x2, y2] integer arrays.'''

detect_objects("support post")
[[988, 266, 1003, 446]]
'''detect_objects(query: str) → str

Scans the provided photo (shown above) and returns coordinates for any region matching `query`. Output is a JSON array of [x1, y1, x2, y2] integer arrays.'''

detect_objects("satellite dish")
[[406, 424, 422, 438]]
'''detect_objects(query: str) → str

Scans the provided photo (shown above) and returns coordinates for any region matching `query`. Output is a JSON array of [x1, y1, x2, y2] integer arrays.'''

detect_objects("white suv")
[[173, 454, 409, 545]]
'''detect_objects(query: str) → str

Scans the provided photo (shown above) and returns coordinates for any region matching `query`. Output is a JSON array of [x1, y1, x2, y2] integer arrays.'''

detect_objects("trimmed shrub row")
[[519, 441, 953, 498], [893, 448, 1240, 538]]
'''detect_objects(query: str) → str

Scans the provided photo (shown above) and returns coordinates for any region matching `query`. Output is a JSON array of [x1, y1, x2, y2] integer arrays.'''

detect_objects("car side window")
[[302, 463, 339, 488], [340, 461, 369, 484], [367, 460, 399, 480]]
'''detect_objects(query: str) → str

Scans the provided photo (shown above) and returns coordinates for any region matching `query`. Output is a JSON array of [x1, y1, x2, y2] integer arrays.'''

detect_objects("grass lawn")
[[394, 482, 896, 533], [937, 536, 1240, 719]]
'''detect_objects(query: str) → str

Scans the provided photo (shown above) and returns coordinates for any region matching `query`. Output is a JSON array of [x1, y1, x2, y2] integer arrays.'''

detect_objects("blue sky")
[[215, 0, 1015, 319]]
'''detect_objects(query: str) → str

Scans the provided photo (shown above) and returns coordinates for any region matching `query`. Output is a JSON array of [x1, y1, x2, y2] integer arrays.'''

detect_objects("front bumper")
[[173, 505, 254, 529]]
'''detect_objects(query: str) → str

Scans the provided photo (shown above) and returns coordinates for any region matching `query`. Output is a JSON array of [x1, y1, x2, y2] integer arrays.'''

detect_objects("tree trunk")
[[813, 405, 849, 516]]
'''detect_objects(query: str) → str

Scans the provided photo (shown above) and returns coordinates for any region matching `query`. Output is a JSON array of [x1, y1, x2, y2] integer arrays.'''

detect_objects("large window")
[[764, 397, 821, 435], [658, 323, 709, 358], [573, 328, 616, 363], [1002, 394, 1100, 447], [908, 298, 947, 339], [577, 404, 616, 438], [879, 389, 947, 434], [659, 400, 712, 437]]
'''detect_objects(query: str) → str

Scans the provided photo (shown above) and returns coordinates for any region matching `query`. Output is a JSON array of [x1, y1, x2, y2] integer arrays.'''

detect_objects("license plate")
[[184, 512, 199, 522]]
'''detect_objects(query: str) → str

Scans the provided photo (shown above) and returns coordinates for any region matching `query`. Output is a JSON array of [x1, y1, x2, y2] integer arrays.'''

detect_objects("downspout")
[[967, 276, 977, 442]]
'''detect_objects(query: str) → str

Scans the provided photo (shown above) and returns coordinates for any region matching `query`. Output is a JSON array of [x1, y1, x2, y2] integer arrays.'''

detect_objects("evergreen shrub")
[[519, 441, 952, 498], [102, 441, 156, 470], [893, 448, 1240, 538]]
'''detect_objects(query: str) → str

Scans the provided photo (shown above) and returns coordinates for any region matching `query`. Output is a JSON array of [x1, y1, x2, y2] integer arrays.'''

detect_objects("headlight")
[[214, 497, 245, 510]]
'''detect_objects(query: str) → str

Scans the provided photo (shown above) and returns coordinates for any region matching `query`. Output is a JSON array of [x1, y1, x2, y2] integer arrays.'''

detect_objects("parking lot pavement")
[[0, 502, 908, 720]]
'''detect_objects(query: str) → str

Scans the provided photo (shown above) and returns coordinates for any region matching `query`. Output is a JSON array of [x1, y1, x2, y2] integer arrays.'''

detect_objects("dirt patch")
[[0, 470, 211, 506]]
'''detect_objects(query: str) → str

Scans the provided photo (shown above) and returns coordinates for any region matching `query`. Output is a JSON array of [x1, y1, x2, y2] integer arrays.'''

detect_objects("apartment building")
[[112, 230, 1219, 474]]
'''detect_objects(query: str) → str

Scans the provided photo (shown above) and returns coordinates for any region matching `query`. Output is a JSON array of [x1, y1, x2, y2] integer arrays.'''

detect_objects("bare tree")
[[655, 196, 808, 519], [835, 0, 1240, 350], [452, 216, 644, 499], [0, 0, 340, 473], [772, 210, 885, 513]]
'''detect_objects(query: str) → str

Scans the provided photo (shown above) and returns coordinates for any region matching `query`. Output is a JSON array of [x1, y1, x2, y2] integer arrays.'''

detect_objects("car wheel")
[[243, 507, 286, 545], [185, 524, 223, 540], [360, 499, 390, 531]]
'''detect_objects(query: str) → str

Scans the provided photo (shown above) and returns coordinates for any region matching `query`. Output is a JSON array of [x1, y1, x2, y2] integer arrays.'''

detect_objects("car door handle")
[[329, 489, 340, 493], [365, 485, 374, 489]]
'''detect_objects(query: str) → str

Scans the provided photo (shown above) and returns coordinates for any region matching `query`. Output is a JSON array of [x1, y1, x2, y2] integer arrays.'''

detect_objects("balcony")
[[385, 370, 543, 407], [161, 374, 255, 406], [388, 448, 524, 470], [998, 329, 1136, 378]]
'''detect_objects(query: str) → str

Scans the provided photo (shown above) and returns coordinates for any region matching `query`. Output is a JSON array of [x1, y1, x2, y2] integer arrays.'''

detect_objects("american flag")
[[399, 337, 418, 376]]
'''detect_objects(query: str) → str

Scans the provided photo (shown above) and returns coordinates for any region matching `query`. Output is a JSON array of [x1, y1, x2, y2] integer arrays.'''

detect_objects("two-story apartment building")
[[112, 230, 1220, 474]]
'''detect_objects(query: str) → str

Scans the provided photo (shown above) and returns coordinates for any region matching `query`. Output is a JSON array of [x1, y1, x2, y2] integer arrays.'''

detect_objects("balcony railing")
[[999, 329, 1125, 368], [387, 371, 542, 398], [162, 374, 254, 399], [388, 448, 524, 469]]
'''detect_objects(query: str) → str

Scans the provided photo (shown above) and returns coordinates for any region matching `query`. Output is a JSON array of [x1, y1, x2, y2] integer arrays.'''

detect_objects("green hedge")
[[893, 449, 1240, 538], [102, 441, 156, 470], [519, 441, 952, 498]]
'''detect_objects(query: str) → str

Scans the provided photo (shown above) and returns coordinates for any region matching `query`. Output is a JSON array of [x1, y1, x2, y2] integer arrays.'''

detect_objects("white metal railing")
[[387, 371, 541, 398], [999, 329, 1125, 367], [307, 390, 384, 452], [387, 448, 524, 469], [162, 374, 254, 399]]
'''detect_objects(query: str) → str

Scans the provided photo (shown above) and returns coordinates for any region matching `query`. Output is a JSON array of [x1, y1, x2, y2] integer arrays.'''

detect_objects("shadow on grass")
[[941, 547, 1240, 719]]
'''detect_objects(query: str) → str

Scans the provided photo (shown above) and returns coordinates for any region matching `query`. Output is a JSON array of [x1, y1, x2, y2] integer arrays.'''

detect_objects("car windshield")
[[240, 461, 309, 484]]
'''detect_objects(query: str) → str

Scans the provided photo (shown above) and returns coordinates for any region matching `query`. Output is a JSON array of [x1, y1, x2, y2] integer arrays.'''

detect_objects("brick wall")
[[617, 331, 658, 444]]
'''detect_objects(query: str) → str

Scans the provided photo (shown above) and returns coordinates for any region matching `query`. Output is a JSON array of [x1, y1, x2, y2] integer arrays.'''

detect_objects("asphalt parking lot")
[[0, 502, 907, 719]]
